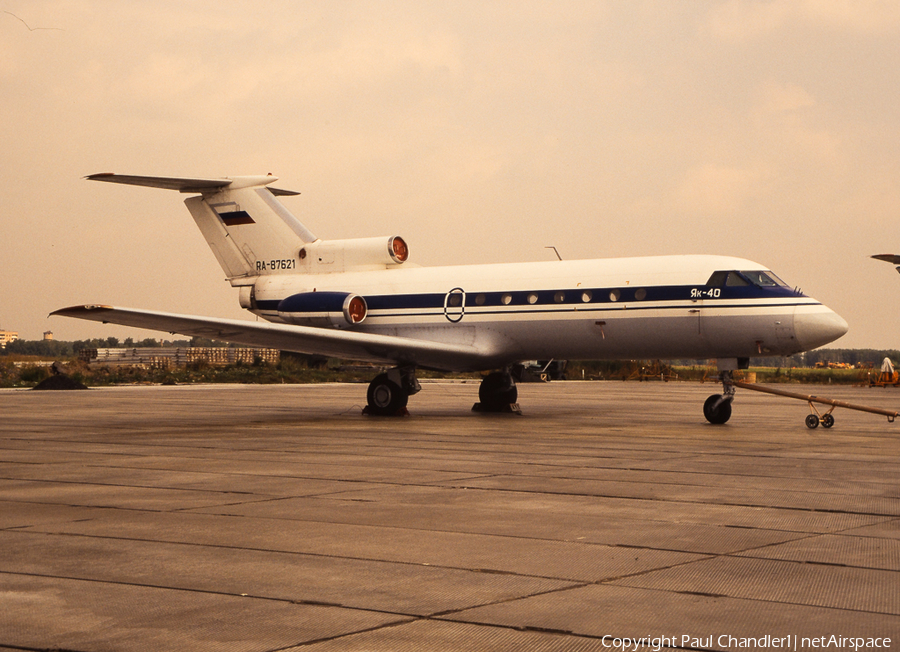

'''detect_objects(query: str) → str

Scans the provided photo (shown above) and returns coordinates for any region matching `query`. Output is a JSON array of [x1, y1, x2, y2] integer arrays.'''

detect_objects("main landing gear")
[[473, 370, 521, 413], [364, 367, 522, 416], [364, 367, 421, 416], [704, 370, 735, 425]]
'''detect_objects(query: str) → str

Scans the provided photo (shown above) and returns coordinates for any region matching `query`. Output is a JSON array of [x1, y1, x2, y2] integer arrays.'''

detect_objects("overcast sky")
[[3, 1, 900, 350]]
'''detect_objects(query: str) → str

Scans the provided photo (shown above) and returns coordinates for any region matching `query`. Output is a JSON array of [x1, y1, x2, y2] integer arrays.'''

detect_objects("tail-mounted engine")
[[277, 292, 368, 328], [299, 236, 408, 273]]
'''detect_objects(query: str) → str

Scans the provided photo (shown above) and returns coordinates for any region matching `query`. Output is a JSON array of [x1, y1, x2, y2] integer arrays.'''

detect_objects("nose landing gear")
[[704, 370, 735, 425]]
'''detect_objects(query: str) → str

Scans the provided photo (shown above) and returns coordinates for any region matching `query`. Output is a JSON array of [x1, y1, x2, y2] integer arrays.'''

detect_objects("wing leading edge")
[[51, 305, 495, 371]]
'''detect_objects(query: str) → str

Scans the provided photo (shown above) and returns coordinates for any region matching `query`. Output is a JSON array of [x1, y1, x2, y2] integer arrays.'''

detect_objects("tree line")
[[1, 337, 224, 357]]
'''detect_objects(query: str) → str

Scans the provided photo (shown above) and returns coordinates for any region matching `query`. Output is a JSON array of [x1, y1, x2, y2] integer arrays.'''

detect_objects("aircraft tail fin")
[[87, 173, 316, 284]]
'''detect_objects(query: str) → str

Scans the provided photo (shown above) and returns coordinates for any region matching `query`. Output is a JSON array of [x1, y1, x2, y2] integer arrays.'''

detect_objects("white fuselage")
[[246, 254, 847, 371]]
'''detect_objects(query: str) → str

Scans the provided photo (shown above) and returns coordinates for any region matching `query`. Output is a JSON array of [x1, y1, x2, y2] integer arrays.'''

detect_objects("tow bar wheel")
[[806, 412, 835, 429]]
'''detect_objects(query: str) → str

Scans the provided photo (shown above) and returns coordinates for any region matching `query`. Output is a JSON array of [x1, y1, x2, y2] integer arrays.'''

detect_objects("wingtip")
[[51, 304, 114, 317]]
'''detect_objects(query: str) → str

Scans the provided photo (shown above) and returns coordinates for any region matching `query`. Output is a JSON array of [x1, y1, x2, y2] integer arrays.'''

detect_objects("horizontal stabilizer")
[[86, 173, 300, 196], [51, 305, 494, 371]]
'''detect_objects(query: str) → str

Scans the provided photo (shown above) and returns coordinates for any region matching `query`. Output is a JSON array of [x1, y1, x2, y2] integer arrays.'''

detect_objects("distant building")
[[0, 330, 19, 349], [81, 347, 279, 368], [43, 331, 54, 341]]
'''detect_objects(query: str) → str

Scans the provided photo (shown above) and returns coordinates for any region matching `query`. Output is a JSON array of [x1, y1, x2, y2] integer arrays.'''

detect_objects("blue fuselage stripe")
[[260, 283, 806, 315]]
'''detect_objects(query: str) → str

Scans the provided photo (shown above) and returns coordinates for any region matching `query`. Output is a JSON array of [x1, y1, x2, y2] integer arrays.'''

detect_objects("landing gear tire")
[[805, 414, 819, 429], [477, 372, 518, 412], [822, 414, 835, 428], [703, 394, 732, 425], [366, 373, 409, 416]]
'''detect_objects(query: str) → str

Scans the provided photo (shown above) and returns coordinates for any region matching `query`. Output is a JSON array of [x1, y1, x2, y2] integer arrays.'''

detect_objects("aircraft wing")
[[51, 305, 496, 371], [872, 254, 900, 265]]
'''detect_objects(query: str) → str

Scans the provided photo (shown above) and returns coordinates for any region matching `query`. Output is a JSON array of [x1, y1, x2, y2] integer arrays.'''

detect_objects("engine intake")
[[278, 292, 367, 328], [299, 236, 409, 272]]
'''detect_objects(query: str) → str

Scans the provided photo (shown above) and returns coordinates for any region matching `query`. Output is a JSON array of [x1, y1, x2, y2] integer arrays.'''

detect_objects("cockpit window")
[[706, 270, 787, 288], [707, 271, 750, 287], [706, 271, 728, 287], [726, 272, 750, 287], [742, 271, 788, 287]]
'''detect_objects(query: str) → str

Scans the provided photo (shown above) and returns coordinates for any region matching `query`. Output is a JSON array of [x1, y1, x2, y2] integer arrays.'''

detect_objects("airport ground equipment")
[[869, 357, 900, 387], [728, 380, 900, 429]]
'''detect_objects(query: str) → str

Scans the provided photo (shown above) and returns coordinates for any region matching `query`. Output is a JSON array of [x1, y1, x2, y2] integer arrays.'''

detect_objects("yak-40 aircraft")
[[53, 173, 849, 423]]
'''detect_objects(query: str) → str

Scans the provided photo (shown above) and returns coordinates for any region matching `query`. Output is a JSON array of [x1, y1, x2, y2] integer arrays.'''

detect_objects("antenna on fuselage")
[[545, 246, 562, 261]]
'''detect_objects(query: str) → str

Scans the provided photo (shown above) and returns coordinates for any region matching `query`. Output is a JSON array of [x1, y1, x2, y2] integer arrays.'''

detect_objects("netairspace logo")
[[599, 635, 892, 651]]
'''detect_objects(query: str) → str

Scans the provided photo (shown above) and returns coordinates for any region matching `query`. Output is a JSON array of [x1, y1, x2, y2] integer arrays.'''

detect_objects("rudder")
[[184, 182, 317, 282]]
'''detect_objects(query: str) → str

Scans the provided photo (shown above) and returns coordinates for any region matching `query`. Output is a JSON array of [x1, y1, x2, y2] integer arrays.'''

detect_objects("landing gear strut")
[[364, 367, 420, 416], [473, 370, 521, 413], [704, 370, 735, 425]]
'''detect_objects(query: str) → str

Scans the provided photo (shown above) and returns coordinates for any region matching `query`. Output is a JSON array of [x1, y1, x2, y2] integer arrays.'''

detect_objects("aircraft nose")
[[794, 307, 849, 350]]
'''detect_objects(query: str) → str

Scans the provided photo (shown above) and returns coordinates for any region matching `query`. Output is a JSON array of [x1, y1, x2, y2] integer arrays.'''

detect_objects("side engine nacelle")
[[299, 235, 408, 273], [277, 292, 367, 329]]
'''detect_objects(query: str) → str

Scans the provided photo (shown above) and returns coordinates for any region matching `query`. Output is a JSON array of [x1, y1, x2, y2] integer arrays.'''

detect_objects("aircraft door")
[[694, 284, 722, 348], [690, 302, 703, 338], [444, 288, 466, 323]]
